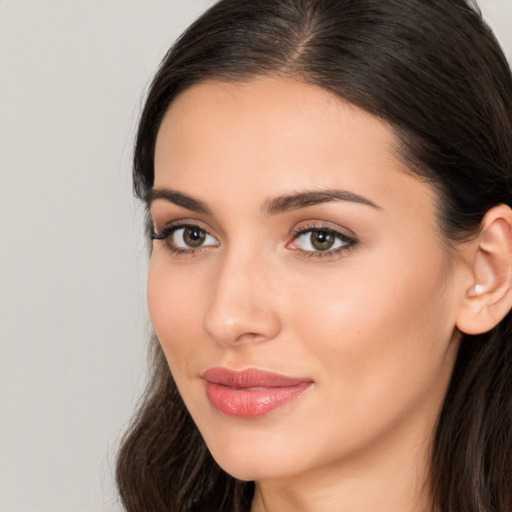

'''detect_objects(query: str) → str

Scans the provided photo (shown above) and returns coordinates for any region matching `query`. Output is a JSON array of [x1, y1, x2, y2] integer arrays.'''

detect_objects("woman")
[[116, 0, 512, 511]]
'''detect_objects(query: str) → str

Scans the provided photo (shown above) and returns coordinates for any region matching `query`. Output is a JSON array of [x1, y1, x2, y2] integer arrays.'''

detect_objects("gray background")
[[0, 1, 510, 511]]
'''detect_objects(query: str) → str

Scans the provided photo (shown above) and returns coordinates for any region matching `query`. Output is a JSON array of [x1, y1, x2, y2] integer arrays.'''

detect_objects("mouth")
[[201, 367, 313, 418]]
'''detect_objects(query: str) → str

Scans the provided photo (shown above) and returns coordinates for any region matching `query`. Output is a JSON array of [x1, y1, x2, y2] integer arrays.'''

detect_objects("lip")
[[201, 367, 313, 418]]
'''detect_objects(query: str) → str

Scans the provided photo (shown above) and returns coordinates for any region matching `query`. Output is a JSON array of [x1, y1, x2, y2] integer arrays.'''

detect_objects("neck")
[[250, 411, 437, 512]]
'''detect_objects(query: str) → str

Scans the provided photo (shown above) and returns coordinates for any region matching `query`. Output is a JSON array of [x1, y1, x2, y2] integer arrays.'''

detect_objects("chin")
[[211, 451, 299, 482], [197, 420, 312, 482]]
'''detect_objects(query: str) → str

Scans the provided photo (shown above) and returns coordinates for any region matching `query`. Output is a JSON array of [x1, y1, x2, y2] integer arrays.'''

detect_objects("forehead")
[[155, 78, 397, 166], [153, 77, 437, 226]]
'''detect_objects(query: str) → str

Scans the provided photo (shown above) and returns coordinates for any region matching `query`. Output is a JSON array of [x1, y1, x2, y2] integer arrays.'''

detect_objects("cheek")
[[288, 243, 456, 404], [271, 246, 458, 466], [147, 254, 207, 372]]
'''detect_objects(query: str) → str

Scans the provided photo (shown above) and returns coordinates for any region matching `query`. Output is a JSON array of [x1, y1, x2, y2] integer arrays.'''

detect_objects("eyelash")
[[150, 222, 357, 260], [290, 223, 357, 260], [150, 222, 215, 257]]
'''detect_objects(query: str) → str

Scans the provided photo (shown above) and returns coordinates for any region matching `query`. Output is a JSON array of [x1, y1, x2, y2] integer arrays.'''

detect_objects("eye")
[[151, 223, 219, 253], [288, 226, 356, 256], [172, 226, 216, 248]]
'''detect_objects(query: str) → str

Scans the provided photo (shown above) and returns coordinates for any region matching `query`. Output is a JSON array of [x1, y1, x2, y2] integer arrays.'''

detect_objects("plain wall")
[[0, 1, 510, 511], [0, 2, 214, 511]]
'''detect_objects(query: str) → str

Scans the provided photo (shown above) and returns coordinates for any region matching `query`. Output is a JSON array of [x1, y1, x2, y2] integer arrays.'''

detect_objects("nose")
[[202, 250, 281, 347]]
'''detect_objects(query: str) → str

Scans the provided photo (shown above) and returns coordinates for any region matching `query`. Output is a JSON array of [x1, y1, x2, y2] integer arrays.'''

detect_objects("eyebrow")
[[146, 188, 212, 215], [146, 187, 381, 215], [263, 189, 381, 215]]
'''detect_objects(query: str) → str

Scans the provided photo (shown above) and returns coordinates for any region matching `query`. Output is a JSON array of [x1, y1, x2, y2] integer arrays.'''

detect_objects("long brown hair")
[[117, 1, 512, 510]]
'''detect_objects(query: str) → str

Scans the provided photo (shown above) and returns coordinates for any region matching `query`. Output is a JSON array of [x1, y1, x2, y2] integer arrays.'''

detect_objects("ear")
[[456, 204, 512, 335]]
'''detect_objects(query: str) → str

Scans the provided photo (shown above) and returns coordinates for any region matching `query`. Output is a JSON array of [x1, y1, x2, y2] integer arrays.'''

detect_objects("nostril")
[[202, 308, 281, 347], [234, 332, 267, 344]]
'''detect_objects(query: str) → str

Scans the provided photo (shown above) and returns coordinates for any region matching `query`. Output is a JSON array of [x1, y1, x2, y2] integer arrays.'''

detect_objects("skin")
[[148, 77, 469, 512]]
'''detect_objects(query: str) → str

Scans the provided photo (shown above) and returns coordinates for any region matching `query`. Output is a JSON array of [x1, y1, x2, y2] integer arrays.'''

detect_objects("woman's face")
[[148, 78, 464, 482]]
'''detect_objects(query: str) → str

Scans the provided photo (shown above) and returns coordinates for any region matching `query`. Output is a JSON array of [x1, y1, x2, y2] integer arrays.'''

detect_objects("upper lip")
[[201, 367, 313, 388]]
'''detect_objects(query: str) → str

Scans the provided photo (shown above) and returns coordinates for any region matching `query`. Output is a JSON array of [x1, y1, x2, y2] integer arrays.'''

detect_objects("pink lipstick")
[[202, 367, 313, 418]]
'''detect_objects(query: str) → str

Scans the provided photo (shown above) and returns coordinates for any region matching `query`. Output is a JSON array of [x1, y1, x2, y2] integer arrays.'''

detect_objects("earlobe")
[[456, 205, 512, 335]]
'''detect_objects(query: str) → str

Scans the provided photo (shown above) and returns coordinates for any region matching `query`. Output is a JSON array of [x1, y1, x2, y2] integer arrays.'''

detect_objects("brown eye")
[[152, 225, 218, 251], [310, 231, 335, 251], [183, 226, 206, 247], [290, 227, 354, 255]]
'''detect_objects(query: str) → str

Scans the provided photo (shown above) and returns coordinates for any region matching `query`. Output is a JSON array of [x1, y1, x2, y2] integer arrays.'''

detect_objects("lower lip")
[[204, 381, 312, 418]]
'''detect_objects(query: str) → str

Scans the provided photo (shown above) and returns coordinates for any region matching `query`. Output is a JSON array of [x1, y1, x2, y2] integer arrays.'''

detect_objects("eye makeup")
[[151, 218, 358, 261]]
